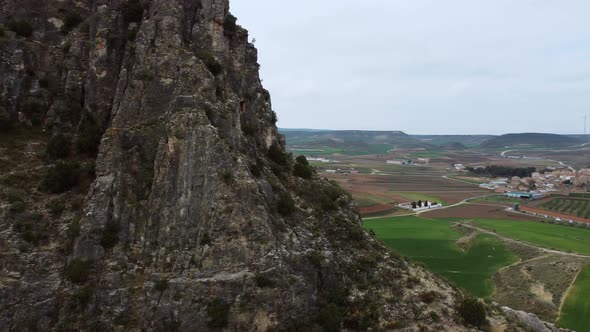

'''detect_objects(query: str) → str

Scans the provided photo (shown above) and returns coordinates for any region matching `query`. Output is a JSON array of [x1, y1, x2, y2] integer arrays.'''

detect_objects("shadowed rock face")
[[0, 1, 552, 331]]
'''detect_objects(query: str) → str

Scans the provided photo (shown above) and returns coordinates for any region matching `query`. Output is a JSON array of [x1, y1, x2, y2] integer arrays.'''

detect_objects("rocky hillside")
[[0, 1, 568, 331]]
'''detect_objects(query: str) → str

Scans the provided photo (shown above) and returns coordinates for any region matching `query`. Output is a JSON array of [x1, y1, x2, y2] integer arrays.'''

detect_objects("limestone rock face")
[[0, 1, 534, 331]]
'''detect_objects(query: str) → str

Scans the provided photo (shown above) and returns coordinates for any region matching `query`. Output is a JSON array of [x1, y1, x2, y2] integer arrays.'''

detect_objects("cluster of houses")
[[474, 167, 590, 196], [307, 157, 338, 163], [399, 200, 442, 212], [322, 168, 359, 175]]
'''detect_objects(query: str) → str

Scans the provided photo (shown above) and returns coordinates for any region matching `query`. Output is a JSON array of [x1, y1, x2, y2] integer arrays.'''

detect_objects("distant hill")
[[281, 129, 432, 155], [440, 142, 468, 150], [413, 135, 494, 148], [481, 133, 581, 148]]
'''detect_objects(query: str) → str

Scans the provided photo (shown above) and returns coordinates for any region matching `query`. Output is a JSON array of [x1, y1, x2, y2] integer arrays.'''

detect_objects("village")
[[470, 166, 590, 197]]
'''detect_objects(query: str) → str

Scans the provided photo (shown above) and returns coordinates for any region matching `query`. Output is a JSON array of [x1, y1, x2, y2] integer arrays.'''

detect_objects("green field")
[[364, 217, 517, 297], [353, 193, 395, 208], [558, 266, 590, 332], [570, 193, 590, 199], [473, 219, 590, 255], [468, 195, 523, 205], [541, 198, 590, 219]]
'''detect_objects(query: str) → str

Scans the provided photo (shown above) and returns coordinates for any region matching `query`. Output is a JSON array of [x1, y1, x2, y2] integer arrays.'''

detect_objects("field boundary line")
[[455, 223, 590, 259], [557, 267, 585, 321]]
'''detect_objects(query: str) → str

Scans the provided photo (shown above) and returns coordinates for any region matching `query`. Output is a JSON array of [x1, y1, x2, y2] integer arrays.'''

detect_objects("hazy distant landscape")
[[282, 128, 590, 331]]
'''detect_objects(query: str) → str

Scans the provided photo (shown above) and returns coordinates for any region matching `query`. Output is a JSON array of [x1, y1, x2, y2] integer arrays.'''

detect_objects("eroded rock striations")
[[0, 1, 564, 331]]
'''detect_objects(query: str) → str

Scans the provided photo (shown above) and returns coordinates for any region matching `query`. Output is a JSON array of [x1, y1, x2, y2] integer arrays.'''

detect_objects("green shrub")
[[348, 227, 365, 243], [308, 251, 324, 268], [47, 199, 66, 218], [293, 155, 313, 179], [122, 0, 144, 24], [242, 122, 255, 136], [77, 116, 101, 155], [154, 279, 169, 293], [0, 26, 4, 37], [99, 221, 120, 249], [200, 232, 211, 246], [21, 99, 45, 126], [223, 14, 238, 36], [9, 201, 26, 214], [63, 12, 83, 32], [420, 291, 438, 304], [249, 163, 262, 177], [13, 212, 47, 245], [254, 274, 275, 288], [458, 297, 486, 328], [72, 286, 93, 309], [65, 259, 93, 284], [318, 303, 343, 332], [39, 77, 50, 89], [277, 192, 295, 216], [46, 134, 71, 159], [8, 20, 33, 37], [207, 298, 230, 328], [270, 111, 278, 124], [268, 143, 289, 166], [221, 170, 233, 185], [70, 197, 84, 212], [41, 161, 81, 193], [195, 49, 223, 76], [6, 189, 25, 204]]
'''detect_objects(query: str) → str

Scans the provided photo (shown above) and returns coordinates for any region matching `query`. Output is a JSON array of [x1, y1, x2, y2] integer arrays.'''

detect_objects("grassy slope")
[[558, 266, 590, 332], [364, 217, 517, 297], [473, 219, 590, 255]]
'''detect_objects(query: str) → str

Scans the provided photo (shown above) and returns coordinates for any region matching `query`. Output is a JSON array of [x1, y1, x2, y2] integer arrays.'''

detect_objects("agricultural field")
[[472, 219, 590, 255], [558, 266, 590, 332], [541, 198, 590, 219], [570, 193, 590, 199], [364, 215, 590, 329], [468, 195, 524, 206], [363, 217, 517, 297], [422, 203, 539, 221]]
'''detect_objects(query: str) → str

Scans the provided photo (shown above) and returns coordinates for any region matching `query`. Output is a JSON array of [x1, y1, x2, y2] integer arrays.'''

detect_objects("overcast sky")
[[230, 0, 590, 135]]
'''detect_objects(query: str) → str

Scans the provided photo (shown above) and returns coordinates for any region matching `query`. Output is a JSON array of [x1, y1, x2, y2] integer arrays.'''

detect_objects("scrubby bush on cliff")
[[122, 0, 144, 24], [77, 116, 101, 155], [8, 20, 33, 37], [153, 279, 169, 293], [100, 221, 120, 249], [41, 161, 81, 194], [458, 297, 486, 328], [46, 134, 71, 159], [277, 192, 296, 216], [65, 259, 94, 284], [207, 299, 230, 328], [293, 155, 313, 179], [195, 49, 223, 76], [268, 142, 290, 167], [47, 199, 66, 218], [63, 12, 83, 32], [223, 14, 238, 36]]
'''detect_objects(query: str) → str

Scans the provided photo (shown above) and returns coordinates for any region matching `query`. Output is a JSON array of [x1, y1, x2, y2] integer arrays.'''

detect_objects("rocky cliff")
[[0, 1, 564, 331]]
